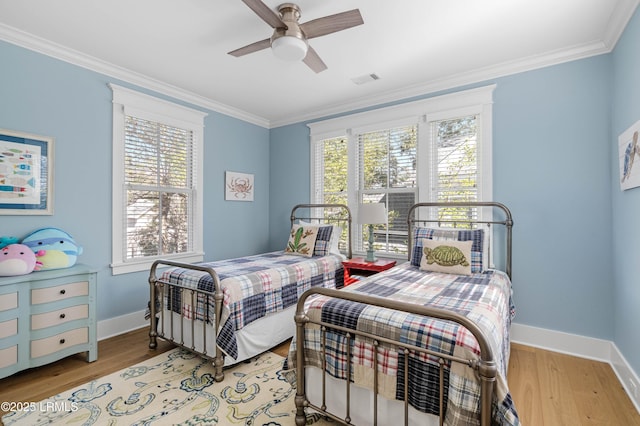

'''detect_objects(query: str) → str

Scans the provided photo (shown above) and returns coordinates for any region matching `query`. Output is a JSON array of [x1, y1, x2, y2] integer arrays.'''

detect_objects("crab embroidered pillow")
[[419, 239, 473, 275], [284, 224, 319, 257]]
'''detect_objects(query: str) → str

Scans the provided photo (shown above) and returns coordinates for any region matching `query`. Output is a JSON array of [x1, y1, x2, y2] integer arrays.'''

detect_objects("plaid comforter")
[[287, 262, 519, 426], [158, 251, 344, 359]]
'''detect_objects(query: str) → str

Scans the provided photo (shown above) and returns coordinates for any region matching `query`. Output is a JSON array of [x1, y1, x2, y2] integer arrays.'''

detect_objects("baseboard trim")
[[95, 316, 640, 413], [510, 323, 612, 361], [97, 309, 148, 341], [611, 342, 640, 414], [512, 322, 640, 413]]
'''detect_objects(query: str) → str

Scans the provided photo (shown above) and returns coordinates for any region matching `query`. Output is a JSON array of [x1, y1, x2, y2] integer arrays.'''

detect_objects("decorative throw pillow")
[[410, 227, 484, 272], [313, 225, 333, 256], [285, 224, 319, 257], [420, 239, 473, 275], [299, 220, 341, 256]]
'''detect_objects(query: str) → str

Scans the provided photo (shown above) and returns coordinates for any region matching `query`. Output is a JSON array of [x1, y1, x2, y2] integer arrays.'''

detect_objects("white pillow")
[[419, 239, 473, 275], [481, 223, 490, 270], [329, 225, 342, 255]]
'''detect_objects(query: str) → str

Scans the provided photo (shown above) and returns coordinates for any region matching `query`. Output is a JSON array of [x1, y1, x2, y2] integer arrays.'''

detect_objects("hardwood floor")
[[1, 329, 638, 425], [508, 343, 640, 425]]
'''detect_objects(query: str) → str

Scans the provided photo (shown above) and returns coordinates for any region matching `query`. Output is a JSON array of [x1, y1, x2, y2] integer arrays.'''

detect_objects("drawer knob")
[[60, 313, 66, 319], [59, 338, 66, 344], [60, 289, 66, 295]]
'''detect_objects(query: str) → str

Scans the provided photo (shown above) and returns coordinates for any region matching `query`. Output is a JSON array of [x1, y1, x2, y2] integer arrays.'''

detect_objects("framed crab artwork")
[[618, 119, 640, 191], [225, 171, 254, 201]]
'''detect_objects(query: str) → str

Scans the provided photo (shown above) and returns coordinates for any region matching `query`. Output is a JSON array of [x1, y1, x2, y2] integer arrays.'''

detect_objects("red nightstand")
[[342, 257, 397, 285]]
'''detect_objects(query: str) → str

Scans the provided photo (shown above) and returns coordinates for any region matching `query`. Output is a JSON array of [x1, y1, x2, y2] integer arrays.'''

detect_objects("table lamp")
[[358, 203, 387, 262]]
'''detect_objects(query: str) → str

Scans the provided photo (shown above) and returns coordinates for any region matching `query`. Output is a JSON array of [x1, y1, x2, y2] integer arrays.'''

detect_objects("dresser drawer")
[[31, 305, 89, 330], [0, 266, 97, 379], [31, 327, 89, 359], [0, 292, 18, 312], [0, 318, 17, 339], [31, 281, 88, 305], [0, 345, 17, 369]]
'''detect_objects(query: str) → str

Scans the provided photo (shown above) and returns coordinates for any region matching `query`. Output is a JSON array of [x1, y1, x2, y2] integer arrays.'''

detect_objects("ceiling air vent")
[[351, 73, 380, 85]]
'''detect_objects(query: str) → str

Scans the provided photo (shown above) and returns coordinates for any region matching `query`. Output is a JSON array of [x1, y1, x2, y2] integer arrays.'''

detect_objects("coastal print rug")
[[2, 348, 330, 425]]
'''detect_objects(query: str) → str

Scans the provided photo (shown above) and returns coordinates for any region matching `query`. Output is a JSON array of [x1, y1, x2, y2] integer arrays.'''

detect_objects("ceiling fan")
[[228, 0, 364, 73]]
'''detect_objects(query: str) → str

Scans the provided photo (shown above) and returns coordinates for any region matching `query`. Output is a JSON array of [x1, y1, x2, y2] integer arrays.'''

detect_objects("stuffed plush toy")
[[21, 228, 83, 270], [0, 236, 19, 249], [0, 243, 45, 276]]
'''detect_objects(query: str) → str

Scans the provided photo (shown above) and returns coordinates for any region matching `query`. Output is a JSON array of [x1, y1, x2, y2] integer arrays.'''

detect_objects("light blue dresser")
[[0, 264, 97, 379]]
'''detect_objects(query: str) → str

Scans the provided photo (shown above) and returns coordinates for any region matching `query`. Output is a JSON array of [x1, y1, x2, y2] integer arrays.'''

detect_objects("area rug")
[[2, 348, 330, 425]]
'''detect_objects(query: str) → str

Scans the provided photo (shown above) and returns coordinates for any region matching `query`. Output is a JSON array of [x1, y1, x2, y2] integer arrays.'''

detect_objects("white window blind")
[[357, 125, 417, 255], [313, 135, 348, 206], [429, 114, 480, 226], [309, 85, 494, 258], [123, 116, 195, 260], [110, 84, 206, 275]]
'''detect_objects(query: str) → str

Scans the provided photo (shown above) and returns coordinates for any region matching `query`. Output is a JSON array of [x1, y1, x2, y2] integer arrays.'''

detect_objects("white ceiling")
[[0, 0, 638, 128]]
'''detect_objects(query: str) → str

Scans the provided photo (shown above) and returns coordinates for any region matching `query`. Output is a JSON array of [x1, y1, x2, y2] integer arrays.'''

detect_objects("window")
[[309, 85, 494, 258], [358, 125, 417, 255], [429, 114, 481, 228], [313, 136, 348, 206], [110, 84, 207, 274]]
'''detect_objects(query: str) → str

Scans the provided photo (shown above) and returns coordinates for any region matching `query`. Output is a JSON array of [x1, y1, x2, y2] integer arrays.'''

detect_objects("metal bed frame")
[[293, 202, 514, 426], [147, 203, 352, 382]]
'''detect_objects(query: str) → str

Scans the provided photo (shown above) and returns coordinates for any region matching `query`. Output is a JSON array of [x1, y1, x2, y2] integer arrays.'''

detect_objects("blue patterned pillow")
[[410, 227, 484, 272], [313, 225, 333, 256]]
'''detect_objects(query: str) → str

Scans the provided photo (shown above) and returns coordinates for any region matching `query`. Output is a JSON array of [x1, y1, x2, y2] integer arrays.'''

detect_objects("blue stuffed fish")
[[21, 227, 83, 270]]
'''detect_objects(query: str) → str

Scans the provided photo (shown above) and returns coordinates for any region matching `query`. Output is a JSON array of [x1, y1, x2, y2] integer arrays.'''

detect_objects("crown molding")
[[269, 39, 611, 128], [2, 0, 638, 131], [270, 0, 639, 128], [604, 0, 640, 48], [0, 23, 270, 129]]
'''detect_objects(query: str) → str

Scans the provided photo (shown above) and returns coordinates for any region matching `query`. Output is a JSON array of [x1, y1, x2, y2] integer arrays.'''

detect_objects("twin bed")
[[147, 203, 352, 380], [147, 202, 519, 425]]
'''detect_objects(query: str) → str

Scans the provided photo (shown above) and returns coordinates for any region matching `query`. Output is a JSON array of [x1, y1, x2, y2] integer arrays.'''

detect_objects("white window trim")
[[109, 83, 207, 275], [309, 85, 495, 258]]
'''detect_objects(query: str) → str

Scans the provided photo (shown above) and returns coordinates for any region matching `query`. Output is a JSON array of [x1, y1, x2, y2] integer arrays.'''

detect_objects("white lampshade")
[[358, 203, 387, 225], [272, 36, 308, 61]]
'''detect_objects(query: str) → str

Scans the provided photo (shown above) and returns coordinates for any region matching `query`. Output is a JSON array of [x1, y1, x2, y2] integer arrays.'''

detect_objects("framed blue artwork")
[[0, 129, 54, 215]]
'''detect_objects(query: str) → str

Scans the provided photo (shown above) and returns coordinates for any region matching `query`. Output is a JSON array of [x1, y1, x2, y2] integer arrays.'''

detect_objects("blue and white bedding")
[[159, 251, 344, 359], [286, 262, 519, 425]]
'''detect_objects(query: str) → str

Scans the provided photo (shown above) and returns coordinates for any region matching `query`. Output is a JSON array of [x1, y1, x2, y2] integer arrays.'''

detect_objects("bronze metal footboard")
[[148, 259, 225, 382], [293, 201, 514, 425], [293, 287, 497, 426]]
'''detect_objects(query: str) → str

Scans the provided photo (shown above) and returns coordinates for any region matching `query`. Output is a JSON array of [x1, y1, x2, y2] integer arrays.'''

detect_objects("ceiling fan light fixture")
[[272, 35, 308, 61]]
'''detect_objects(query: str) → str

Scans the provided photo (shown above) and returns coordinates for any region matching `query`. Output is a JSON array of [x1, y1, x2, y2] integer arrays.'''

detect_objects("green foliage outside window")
[[316, 114, 480, 254]]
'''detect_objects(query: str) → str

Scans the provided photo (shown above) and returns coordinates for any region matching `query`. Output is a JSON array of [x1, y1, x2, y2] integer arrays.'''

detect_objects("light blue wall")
[[206, 113, 271, 260], [493, 57, 613, 339], [611, 7, 640, 376], [269, 57, 615, 341], [1, 15, 637, 376], [269, 124, 311, 249], [0, 40, 270, 321]]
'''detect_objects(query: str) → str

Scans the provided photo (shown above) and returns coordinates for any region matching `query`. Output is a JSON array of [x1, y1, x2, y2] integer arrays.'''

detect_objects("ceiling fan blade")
[[301, 9, 363, 39], [228, 38, 271, 57], [241, 0, 284, 28], [303, 46, 328, 73]]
